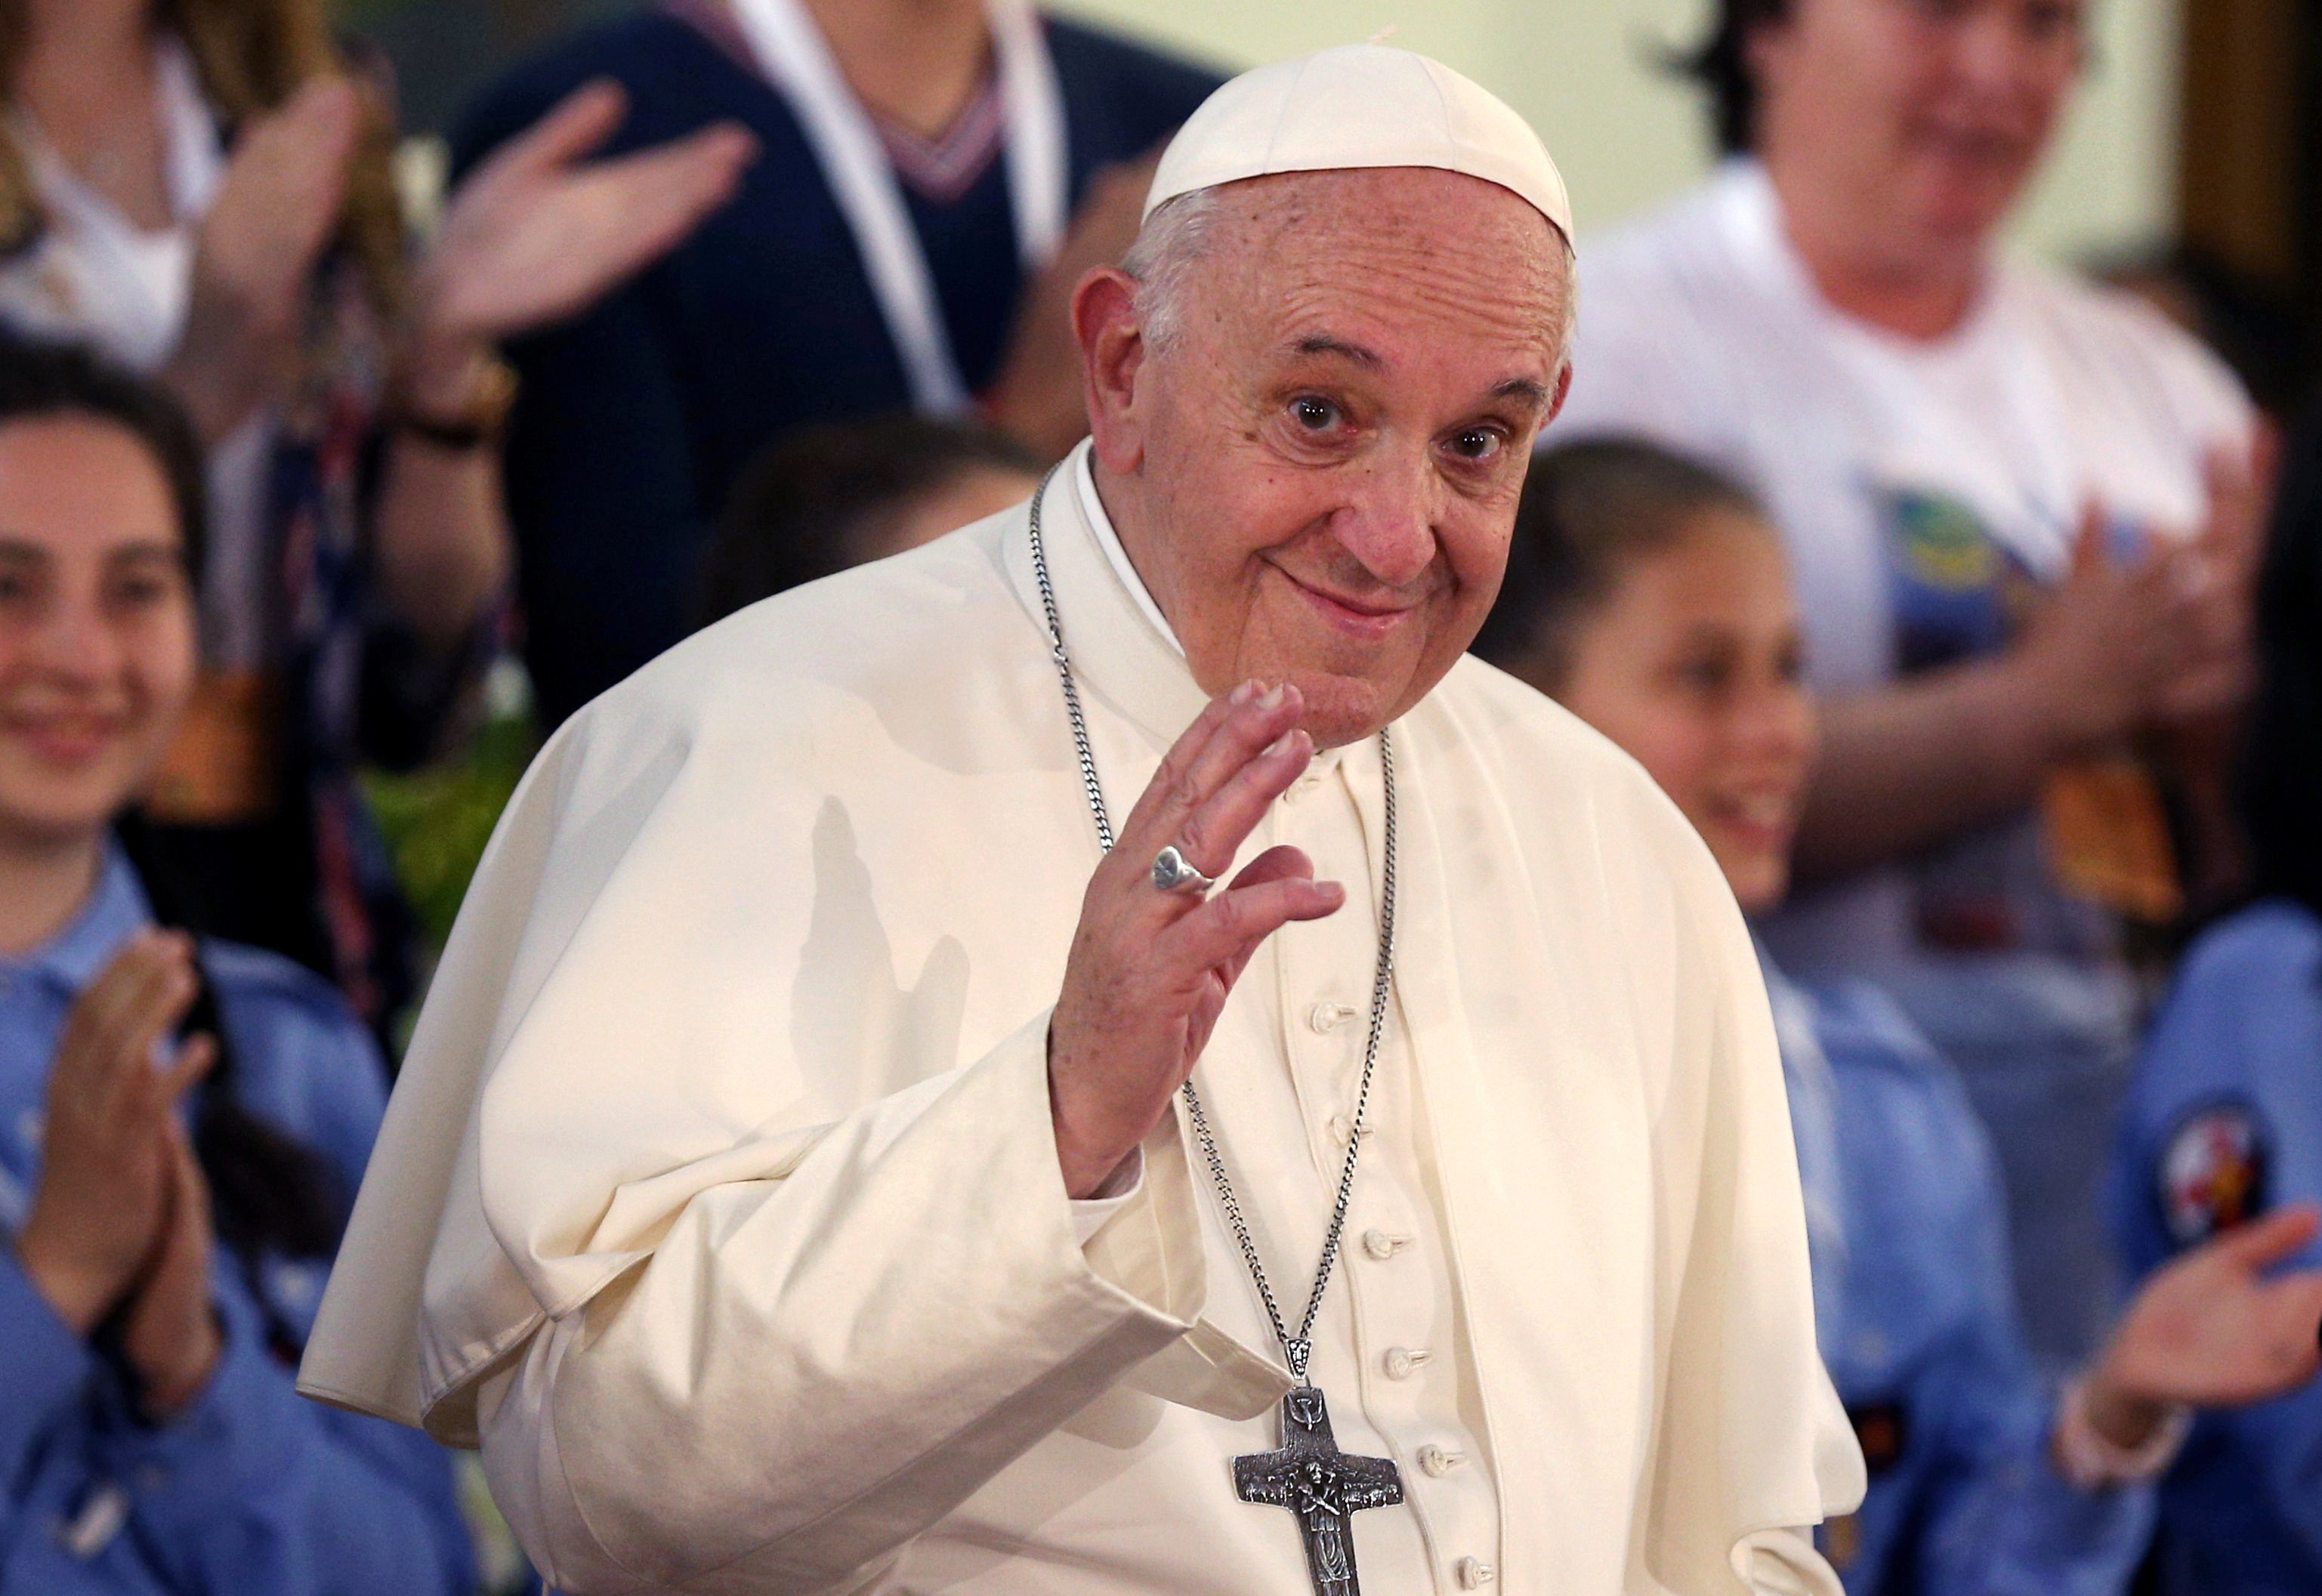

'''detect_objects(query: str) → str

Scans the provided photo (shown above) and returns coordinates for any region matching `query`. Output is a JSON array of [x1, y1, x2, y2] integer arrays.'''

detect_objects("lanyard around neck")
[[724, 0, 1069, 414]]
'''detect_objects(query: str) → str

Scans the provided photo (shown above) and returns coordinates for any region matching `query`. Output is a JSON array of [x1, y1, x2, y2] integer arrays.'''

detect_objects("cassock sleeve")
[[1629, 808, 1866, 1595], [387, 686, 1221, 1595], [475, 1021, 1209, 1594]]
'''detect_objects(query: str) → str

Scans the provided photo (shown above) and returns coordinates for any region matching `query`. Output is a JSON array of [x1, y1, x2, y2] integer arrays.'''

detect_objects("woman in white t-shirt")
[[1552, 0, 2263, 1374]]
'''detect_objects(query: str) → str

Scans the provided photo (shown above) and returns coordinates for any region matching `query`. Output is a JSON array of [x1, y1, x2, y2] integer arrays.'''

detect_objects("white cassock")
[[300, 441, 1864, 1594]]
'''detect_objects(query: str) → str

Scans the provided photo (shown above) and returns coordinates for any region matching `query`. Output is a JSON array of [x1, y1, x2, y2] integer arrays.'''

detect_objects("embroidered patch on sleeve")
[[2157, 1099, 2272, 1247]]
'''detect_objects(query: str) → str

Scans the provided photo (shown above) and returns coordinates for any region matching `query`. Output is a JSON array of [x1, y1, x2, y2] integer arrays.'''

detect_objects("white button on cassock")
[[1456, 1555, 1496, 1588], [1418, 1444, 1466, 1477], [1261, 715, 1502, 1592], [1382, 1346, 1431, 1380]]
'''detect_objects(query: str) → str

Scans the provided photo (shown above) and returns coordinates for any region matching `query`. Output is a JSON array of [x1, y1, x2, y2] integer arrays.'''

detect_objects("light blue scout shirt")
[[2112, 900, 2322, 1596], [1763, 952, 2152, 1594], [0, 842, 473, 1594]]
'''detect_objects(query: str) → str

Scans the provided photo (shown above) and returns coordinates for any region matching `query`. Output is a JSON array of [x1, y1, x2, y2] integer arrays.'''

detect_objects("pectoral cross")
[[1234, 1386, 1404, 1596]]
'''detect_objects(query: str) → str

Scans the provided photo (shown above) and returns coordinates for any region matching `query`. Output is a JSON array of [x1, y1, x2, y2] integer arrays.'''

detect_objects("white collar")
[[1074, 446, 1183, 656]]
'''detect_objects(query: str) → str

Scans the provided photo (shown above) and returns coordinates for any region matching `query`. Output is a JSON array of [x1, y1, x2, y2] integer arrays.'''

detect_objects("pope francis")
[[301, 45, 1864, 1596]]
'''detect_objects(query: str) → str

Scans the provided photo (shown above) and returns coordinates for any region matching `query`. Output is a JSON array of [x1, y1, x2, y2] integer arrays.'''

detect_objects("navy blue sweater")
[[453, 8, 1219, 727]]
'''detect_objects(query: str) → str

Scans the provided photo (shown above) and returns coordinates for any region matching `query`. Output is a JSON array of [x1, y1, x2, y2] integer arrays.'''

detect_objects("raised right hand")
[[14, 933, 216, 1333], [1048, 682, 1346, 1197]]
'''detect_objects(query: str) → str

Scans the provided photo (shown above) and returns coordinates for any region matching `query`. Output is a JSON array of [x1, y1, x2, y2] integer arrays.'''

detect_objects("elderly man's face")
[[1078, 168, 1570, 749]]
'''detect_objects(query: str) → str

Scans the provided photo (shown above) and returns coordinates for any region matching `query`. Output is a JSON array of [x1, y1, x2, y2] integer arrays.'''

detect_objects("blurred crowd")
[[0, 2, 2316, 1594]]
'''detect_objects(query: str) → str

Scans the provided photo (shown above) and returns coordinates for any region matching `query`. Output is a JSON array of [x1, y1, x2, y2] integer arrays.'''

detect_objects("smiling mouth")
[[1705, 792, 1798, 847], [1279, 571, 1421, 638], [6, 717, 128, 762], [1913, 123, 2028, 171]]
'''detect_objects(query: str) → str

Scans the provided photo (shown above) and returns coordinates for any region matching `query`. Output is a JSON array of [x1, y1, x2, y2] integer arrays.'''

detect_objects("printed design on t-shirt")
[[1874, 487, 2037, 677], [2157, 1097, 2272, 1248], [1872, 485, 2169, 949], [1871, 488, 2046, 950]]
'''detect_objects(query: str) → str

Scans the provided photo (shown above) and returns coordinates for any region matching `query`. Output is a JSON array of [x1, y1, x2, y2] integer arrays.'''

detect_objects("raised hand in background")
[[163, 73, 758, 445], [161, 76, 363, 443], [2077, 1205, 2322, 1452], [399, 79, 758, 415]]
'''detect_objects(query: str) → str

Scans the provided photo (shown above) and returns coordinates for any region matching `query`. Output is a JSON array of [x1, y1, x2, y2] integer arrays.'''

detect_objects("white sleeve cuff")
[[2052, 1376, 2192, 1489], [1069, 1148, 1146, 1245], [1729, 1527, 1843, 1596]]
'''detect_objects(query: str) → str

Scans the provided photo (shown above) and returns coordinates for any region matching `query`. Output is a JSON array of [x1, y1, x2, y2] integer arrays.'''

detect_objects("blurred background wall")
[[1045, 0, 2184, 264], [348, 0, 2183, 259], [350, 0, 2313, 402]]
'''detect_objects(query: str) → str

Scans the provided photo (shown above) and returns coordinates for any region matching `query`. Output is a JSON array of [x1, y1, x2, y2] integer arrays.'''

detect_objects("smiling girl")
[[1558, 0, 2265, 1377], [0, 342, 468, 1594], [1473, 438, 2322, 1596]]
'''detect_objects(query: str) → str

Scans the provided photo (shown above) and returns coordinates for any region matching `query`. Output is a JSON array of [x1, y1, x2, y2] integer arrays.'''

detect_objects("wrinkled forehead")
[[1197, 168, 1570, 367]]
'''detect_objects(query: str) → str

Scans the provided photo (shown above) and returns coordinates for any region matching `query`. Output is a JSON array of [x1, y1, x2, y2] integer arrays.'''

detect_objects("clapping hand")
[[2015, 506, 2204, 756], [14, 933, 215, 1334], [164, 72, 755, 440], [1047, 683, 1345, 1198], [163, 76, 365, 442], [2080, 1206, 2322, 1448], [2017, 443, 2268, 755], [119, 1122, 223, 1419], [2146, 444, 2268, 727], [400, 79, 757, 399]]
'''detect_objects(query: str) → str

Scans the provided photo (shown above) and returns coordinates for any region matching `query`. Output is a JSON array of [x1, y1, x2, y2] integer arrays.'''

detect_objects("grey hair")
[[1118, 182, 1579, 375], [1551, 229, 1578, 378], [1118, 188, 1221, 350]]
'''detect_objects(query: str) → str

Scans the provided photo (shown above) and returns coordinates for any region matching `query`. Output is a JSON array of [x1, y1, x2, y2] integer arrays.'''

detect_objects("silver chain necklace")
[[1029, 471, 1412, 1593], [1025, 468, 1399, 1383]]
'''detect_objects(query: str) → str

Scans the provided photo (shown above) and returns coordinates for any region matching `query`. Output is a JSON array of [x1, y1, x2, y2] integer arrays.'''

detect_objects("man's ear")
[[1073, 267, 1146, 474]]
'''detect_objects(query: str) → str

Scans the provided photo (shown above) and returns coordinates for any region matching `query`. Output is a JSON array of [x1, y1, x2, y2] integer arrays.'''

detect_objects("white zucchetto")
[[1144, 44, 1573, 242]]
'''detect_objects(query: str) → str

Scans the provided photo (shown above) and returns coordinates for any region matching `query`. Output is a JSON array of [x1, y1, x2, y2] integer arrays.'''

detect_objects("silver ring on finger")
[[1151, 844, 1218, 897]]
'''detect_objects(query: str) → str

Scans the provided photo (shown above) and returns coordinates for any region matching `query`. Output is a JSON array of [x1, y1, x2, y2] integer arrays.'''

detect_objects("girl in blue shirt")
[[2112, 403, 2322, 1594], [1472, 437, 2322, 1595], [0, 343, 471, 1594]]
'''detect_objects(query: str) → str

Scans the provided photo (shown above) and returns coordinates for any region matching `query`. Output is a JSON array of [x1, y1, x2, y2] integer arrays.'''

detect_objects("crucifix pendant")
[[1234, 1386, 1404, 1596]]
